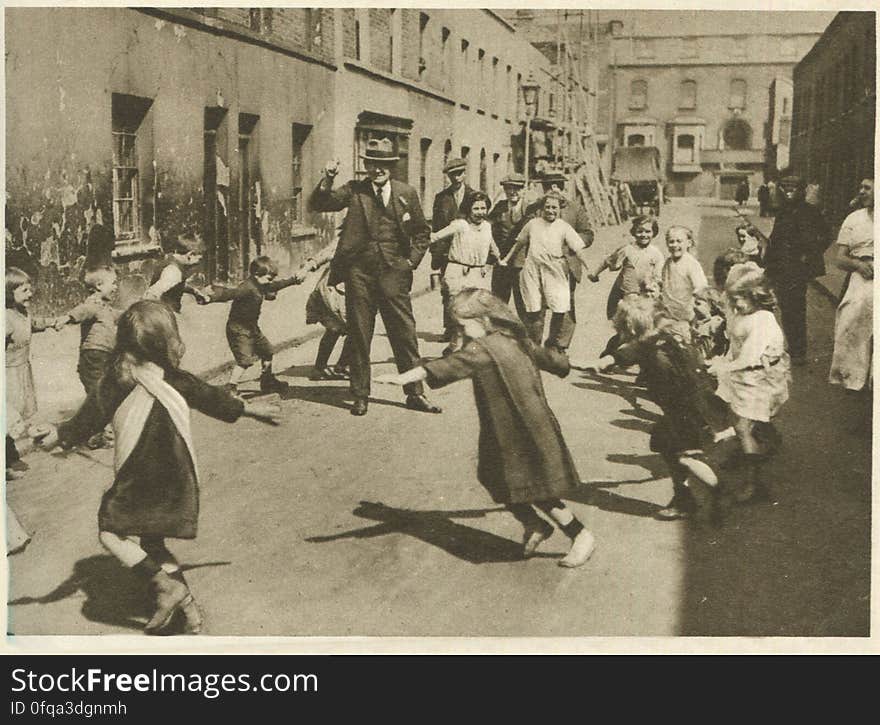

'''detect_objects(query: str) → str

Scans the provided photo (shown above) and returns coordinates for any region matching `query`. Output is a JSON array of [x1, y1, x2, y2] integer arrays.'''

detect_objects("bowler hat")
[[779, 175, 804, 189], [500, 173, 525, 188], [443, 158, 467, 175], [540, 172, 567, 184], [360, 138, 400, 162]]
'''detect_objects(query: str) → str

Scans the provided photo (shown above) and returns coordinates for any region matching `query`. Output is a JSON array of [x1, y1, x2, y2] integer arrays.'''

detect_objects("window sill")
[[112, 240, 163, 261]]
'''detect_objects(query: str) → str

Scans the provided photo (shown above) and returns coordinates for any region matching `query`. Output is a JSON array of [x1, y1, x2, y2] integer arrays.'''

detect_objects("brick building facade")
[[502, 10, 834, 199], [5, 7, 548, 313], [790, 11, 876, 225]]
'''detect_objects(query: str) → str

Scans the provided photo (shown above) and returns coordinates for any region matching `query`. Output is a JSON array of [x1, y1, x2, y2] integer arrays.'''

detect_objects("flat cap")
[[443, 158, 467, 174]]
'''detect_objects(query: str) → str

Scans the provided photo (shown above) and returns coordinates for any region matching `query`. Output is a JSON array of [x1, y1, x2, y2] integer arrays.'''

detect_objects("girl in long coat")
[[38, 301, 280, 634], [377, 288, 595, 567]]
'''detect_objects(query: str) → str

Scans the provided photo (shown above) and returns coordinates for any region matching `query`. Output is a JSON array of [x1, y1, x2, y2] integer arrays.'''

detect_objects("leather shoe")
[[350, 398, 368, 416], [406, 394, 442, 414]]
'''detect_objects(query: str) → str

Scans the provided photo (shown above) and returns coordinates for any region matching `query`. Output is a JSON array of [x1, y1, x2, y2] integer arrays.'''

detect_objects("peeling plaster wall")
[[6, 8, 336, 313]]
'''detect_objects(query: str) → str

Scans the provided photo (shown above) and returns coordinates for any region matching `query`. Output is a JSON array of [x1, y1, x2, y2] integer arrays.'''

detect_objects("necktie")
[[375, 185, 386, 210]]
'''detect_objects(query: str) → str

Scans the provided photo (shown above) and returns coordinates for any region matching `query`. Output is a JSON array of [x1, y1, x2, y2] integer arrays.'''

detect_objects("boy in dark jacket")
[[202, 256, 304, 394]]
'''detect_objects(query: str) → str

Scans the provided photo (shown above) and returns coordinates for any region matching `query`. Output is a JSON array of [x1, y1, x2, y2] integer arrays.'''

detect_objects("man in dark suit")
[[310, 138, 441, 416], [430, 158, 478, 342], [488, 173, 529, 319], [764, 175, 830, 366]]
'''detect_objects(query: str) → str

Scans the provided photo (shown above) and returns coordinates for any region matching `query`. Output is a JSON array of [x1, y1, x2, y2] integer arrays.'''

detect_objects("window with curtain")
[[679, 80, 696, 110], [629, 79, 647, 110]]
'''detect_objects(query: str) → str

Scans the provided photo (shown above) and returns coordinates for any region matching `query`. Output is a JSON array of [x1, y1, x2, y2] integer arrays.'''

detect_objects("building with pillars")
[[5, 7, 550, 313], [501, 9, 834, 199]]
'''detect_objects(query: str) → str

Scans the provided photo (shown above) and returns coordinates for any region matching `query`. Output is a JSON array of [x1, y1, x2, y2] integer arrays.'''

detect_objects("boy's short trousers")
[[77, 348, 113, 394], [649, 416, 707, 459], [226, 323, 273, 367]]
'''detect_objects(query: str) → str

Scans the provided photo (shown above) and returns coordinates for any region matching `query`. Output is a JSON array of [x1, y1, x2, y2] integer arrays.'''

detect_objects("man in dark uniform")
[[430, 158, 478, 342], [310, 138, 441, 417], [764, 175, 830, 366], [523, 173, 594, 352], [488, 173, 529, 319]]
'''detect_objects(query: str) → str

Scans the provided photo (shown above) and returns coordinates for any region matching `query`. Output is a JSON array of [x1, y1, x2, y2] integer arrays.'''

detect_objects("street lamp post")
[[521, 73, 541, 192]]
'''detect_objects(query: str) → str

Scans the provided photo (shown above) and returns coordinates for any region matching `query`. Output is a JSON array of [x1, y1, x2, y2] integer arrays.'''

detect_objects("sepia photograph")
[[2, 2, 875, 648]]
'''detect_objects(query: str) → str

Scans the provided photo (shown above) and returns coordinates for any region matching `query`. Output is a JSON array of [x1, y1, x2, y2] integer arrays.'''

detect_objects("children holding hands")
[[376, 288, 595, 567], [199, 256, 305, 395], [37, 300, 282, 635]]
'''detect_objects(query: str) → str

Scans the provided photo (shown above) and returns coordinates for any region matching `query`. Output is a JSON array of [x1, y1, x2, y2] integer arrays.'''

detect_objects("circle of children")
[[7, 185, 792, 636]]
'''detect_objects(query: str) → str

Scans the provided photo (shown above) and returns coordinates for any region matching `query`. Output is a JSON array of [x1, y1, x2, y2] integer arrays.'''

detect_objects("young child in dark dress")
[[376, 288, 595, 567], [201, 256, 304, 395], [38, 301, 281, 635], [577, 296, 722, 523]]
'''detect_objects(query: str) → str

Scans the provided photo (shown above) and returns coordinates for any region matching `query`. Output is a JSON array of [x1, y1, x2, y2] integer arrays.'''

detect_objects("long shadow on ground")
[[8, 555, 230, 634], [306, 501, 557, 564]]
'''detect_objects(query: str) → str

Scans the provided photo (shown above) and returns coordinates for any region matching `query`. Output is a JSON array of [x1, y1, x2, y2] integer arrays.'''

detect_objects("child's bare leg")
[[508, 503, 554, 558], [733, 416, 774, 503], [228, 365, 249, 387], [535, 500, 595, 568]]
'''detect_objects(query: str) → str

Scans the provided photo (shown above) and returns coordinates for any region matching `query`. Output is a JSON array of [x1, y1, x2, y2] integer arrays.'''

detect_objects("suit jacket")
[[765, 201, 830, 282], [430, 184, 478, 269], [311, 178, 430, 286]]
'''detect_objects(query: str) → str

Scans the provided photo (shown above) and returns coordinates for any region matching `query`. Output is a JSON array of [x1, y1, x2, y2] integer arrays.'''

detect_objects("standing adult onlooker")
[[757, 181, 770, 217], [735, 178, 750, 207], [430, 158, 478, 343], [829, 179, 874, 426], [763, 175, 830, 366], [488, 173, 529, 319], [309, 138, 441, 417]]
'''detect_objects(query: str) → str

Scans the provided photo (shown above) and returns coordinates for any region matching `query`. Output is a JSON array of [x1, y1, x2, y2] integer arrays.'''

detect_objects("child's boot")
[[144, 570, 194, 635], [168, 570, 203, 634], [259, 372, 288, 394], [656, 480, 695, 520], [522, 519, 555, 558], [738, 453, 774, 504]]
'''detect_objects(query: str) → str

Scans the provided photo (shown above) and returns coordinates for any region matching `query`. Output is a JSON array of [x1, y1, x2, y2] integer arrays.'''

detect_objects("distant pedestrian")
[[735, 178, 750, 206], [200, 256, 304, 396], [757, 182, 770, 217], [376, 288, 596, 568], [829, 179, 874, 430], [488, 173, 529, 319], [430, 191, 503, 354], [709, 265, 790, 503], [577, 296, 722, 523], [38, 300, 281, 635], [763, 176, 830, 366]]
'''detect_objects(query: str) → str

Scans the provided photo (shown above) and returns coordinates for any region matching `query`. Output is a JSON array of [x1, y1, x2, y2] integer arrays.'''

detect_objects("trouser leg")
[[345, 266, 380, 400], [315, 330, 342, 369], [376, 267, 424, 397], [522, 309, 545, 345], [777, 279, 808, 359]]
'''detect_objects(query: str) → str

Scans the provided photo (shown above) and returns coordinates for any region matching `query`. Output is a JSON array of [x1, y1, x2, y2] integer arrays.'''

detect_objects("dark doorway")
[[204, 107, 229, 282]]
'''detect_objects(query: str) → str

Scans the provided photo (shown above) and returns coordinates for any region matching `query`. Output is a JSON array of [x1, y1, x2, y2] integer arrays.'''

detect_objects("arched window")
[[479, 148, 488, 192], [723, 118, 752, 150], [729, 79, 747, 110], [629, 80, 647, 110], [679, 80, 696, 110], [627, 133, 646, 147]]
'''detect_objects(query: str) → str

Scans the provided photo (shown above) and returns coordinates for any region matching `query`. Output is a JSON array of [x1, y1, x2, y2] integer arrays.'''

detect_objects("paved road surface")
[[7, 199, 870, 638]]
